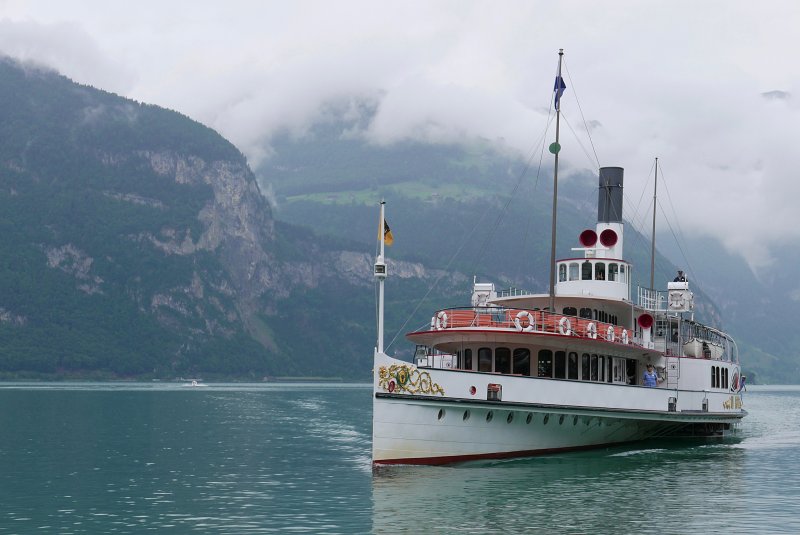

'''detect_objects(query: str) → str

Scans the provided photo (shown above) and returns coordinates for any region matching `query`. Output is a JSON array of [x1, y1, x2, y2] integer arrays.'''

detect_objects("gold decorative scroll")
[[378, 364, 445, 396]]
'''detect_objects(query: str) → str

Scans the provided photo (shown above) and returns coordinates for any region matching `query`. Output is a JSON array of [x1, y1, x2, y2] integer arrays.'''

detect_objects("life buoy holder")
[[621, 329, 629, 345], [606, 326, 615, 342], [435, 310, 449, 330], [514, 311, 535, 332], [558, 316, 572, 336], [586, 322, 597, 339]]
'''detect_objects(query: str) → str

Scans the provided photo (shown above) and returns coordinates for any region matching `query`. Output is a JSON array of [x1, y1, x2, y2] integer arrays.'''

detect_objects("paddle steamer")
[[371, 51, 746, 466]]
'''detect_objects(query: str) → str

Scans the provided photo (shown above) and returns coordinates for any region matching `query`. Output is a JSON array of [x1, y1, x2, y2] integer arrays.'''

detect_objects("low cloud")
[[1, 1, 800, 271]]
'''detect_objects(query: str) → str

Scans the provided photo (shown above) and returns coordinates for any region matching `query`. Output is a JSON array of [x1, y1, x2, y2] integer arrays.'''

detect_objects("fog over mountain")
[[0, 1, 799, 270]]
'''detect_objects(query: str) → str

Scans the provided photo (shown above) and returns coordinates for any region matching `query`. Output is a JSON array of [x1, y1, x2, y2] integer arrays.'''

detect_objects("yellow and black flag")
[[382, 220, 394, 246]]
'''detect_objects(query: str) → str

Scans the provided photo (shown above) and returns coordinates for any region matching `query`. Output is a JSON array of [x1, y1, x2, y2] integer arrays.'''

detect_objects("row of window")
[[712, 365, 729, 389], [562, 307, 619, 326], [558, 261, 628, 283], [455, 348, 636, 385]]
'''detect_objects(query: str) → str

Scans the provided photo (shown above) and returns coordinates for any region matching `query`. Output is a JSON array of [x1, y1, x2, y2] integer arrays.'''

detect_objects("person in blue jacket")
[[642, 364, 658, 387]]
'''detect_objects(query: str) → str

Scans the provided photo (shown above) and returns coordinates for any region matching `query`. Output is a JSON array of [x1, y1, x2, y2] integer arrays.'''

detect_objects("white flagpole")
[[375, 201, 387, 354]]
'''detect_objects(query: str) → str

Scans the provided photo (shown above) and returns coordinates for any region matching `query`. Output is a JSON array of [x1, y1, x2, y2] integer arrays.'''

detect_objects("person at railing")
[[642, 364, 659, 387], [673, 270, 687, 282]]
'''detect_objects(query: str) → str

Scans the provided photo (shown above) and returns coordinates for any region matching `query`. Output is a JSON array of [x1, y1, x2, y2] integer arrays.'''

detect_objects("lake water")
[[0, 383, 797, 534]]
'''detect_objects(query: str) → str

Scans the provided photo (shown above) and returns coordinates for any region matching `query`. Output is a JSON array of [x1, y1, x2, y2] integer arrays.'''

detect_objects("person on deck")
[[642, 364, 659, 387], [674, 270, 687, 282]]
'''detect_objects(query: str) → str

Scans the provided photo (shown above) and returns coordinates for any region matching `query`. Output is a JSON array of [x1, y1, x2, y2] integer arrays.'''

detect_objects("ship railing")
[[497, 287, 533, 298], [424, 306, 642, 348], [638, 286, 667, 311]]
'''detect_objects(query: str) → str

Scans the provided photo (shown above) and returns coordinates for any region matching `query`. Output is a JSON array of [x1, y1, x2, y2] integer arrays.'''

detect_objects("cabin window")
[[581, 353, 591, 380], [590, 354, 599, 381], [579, 308, 592, 319], [613, 358, 623, 382], [569, 263, 579, 281], [598, 356, 605, 382], [711, 367, 716, 388], [606, 357, 613, 383], [626, 359, 637, 385], [619, 264, 627, 283], [495, 347, 511, 374], [479, 348, 492, 372], [724, 368, 729, 389], [513, 348, 530, 376], [582, 261, 593, 280], [608, 263, 618, 282], [595, 262, 606, 281], [568, 352, 578, 380], [538, 350, 553, 378], [559, 264, 567, 282], [463, 349, 473, 371], [554, 351, 566, 379], [563, 306, 577, 317]]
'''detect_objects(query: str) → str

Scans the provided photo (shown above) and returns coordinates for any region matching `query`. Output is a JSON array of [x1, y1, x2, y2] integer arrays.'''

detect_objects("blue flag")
[[554, 76, 567, 111]]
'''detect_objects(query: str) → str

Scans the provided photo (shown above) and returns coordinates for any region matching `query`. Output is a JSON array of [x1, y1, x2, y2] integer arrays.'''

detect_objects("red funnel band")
[[600, 229, 618, 247], [579, 229, 598, 247], [638, 314, 654, 329]]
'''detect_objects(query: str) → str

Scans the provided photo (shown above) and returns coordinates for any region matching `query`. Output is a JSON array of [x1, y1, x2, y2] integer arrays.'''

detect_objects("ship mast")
[[548, 49, 565, 313], [649, 157, 658, 289]]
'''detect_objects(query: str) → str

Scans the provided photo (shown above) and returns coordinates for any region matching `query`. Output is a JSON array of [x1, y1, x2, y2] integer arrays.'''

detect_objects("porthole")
[[558, 415, 565, 425], [437, 409, 445, 420], [507, 412, 514, 424], [486, 411, 494, 422], [543, 414, 550, 425], [463, 410, 471, 422], [526, 413, 533, 424]]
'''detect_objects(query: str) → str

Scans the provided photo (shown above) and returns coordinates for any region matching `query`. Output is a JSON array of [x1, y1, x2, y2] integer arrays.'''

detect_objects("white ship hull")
[[372, 352, 744, 465]]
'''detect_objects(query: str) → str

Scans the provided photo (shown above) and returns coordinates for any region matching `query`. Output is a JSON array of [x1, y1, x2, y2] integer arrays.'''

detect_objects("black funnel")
[[598, 167, 624, 223]]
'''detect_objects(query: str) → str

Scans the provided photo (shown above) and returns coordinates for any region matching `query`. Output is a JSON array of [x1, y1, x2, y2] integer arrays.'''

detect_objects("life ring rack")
[[558, 316, 572, 336], [514, 310, 536, 332], [434, 310, 448, 330], [606, 325, 616, 342], [586, 322, 597, 339]]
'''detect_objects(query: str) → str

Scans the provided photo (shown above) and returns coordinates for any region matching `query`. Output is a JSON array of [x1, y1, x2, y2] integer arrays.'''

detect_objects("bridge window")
[[479, 347, 492, 372], [495, 347, 511, 374], [538, 350, 553, 378], [563, 306, 577, 316], [579, 308, 592, 319], [595, 262, 606, 280], [559, 264, 567, 282], [569, 263, 579, 281], [608, 263, 619, 282], [554, 351, 566, 379], [513, 348, 530, 376], [568, 352, 578, 379], [582, 261, 592, 280]]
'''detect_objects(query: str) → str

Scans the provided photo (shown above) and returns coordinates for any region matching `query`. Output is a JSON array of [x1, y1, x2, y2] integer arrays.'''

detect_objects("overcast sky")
[[0, 0, 798, 270]]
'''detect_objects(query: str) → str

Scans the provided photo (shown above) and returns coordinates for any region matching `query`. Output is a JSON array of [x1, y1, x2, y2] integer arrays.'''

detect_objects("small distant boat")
[[183, 379, 207, 387]]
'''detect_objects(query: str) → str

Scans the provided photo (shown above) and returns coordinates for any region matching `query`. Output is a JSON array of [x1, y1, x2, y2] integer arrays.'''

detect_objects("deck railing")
[[425, 306, 639, 348]]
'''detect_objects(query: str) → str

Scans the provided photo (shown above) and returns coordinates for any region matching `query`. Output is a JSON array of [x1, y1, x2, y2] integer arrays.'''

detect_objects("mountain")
[[0, 58, 447, 380], [0, 58, 790, 383], [258, 113, 790, 383]]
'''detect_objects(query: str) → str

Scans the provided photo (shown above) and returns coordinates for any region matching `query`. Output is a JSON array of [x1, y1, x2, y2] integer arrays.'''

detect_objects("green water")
[[0, 383, 796, 534]]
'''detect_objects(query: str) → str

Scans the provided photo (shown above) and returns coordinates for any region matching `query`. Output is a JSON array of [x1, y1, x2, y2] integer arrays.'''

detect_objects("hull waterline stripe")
[[374, 392, 747, 421], [372, 440, 639, 466]]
